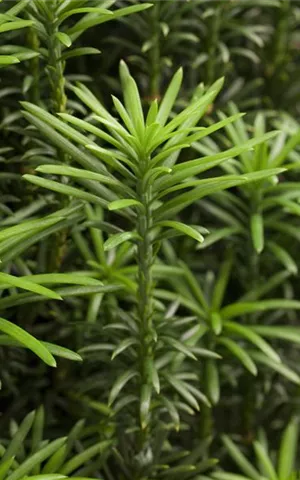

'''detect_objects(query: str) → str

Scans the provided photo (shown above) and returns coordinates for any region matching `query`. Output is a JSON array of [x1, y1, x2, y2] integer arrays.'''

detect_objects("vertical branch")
[[201, 336, 216, 454], [242, 191, 263, 438], [46, 0, 67, 114], [265, 0, 290, 108], [148, 2, 161, 100], [27, 27, 41, 105], [44, 0, 68, 271], [136, 158, 154, 449], [272, 0, 290, 73], [206, 5, 221, 85]]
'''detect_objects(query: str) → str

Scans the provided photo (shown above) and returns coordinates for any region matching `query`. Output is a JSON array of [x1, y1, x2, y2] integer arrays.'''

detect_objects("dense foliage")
[[1, 0, 300, 479]]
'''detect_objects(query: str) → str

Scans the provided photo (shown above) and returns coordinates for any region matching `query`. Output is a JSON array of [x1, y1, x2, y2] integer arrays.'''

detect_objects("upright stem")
[[137, 190, 153, 341], [149, 3, 161, 100], [243, 203, 261, 437], [200, 337, 215, 454], [27, 27, 41, 105], [45, 0, 68, 271], [206, 5, 221, 85], [250, 192, 262, 292], [136, 160, 154, 458], [265, 0, 290, 108], [46, 0, 67, 114], [200, 405, 213, 445]]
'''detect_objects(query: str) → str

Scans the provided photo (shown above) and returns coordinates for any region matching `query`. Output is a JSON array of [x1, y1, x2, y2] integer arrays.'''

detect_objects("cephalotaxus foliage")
[[192, 104, 300, 284], [0, 407, 112, 480], [20, 0, 151, 272], [1, 1, 300, 479], [0, 0, 118, 377], [217, 417, 299, 480], [20, 62, 286, 478], [262, 0, 300, 114], [163, 248, 300, 396], [161, 105, 300, 439], [0, 205, 120, 374], [24, 0, 151, 111], [0, 0, 33, 67], [101, 0, 280, 107]]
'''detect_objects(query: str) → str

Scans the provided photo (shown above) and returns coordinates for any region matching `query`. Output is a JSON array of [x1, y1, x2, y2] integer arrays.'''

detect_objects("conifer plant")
[[1, 1, 300, 480], [21, 60, 286, 478]]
